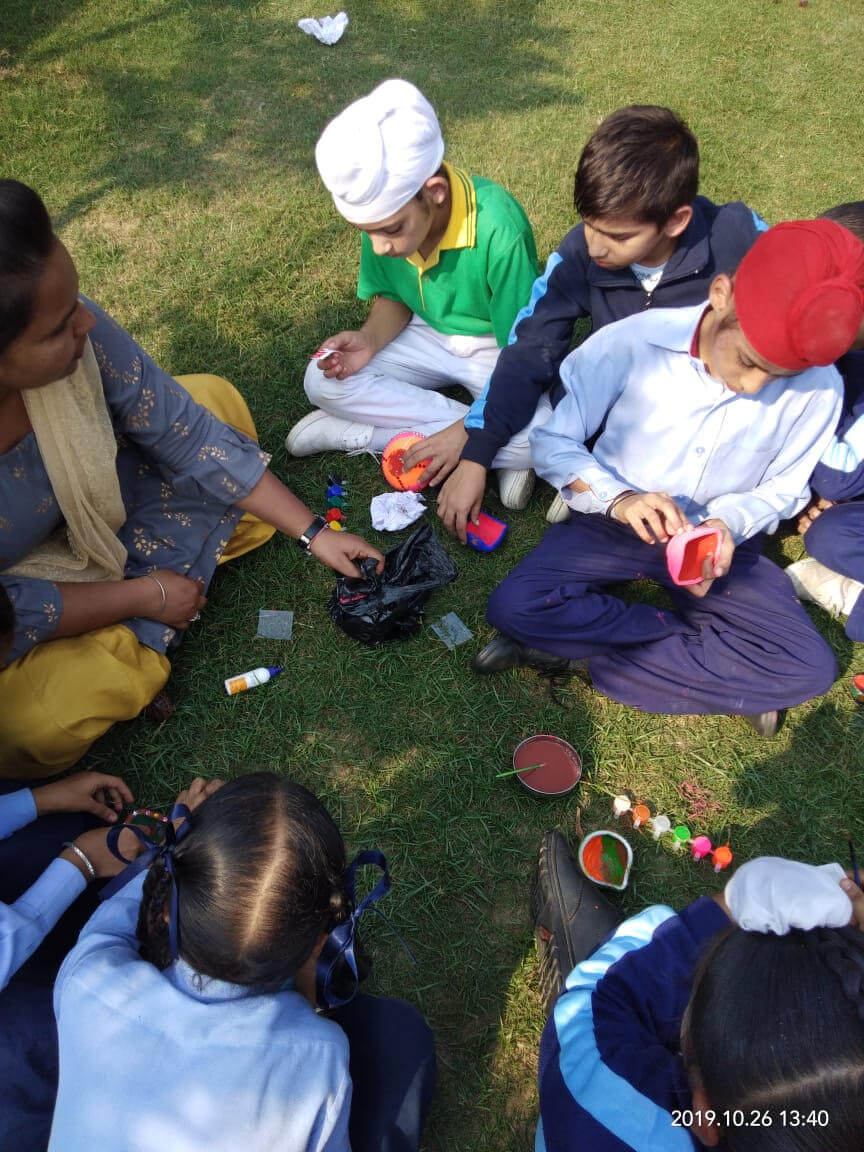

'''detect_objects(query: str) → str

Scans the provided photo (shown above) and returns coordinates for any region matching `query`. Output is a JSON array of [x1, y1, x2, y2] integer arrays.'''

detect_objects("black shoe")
[[531, 830, 624, 1016], [742, 709, 785, 738], [474, 634, 586, 678]]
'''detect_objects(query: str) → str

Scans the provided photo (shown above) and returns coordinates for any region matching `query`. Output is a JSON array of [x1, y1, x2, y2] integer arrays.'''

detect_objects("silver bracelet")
[[144, 573, 167, 612], [605, 489, 637, 520], [62, 841, 96, 883]]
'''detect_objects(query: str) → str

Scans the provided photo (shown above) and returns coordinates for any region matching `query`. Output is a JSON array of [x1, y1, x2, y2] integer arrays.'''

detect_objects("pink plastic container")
[[666, 526, 721, 586]]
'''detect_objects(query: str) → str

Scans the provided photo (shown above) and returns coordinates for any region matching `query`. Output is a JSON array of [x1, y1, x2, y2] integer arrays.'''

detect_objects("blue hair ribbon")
[[98, 803, 192, 961], [316, 849, 415, 1009]]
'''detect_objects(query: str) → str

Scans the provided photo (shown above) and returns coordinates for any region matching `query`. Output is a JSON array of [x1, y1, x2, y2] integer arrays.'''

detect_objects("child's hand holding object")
[[312, 331, 376, 380], [683, 518, 735, 598], [403, 419, 468, 488], [610, 489, 691, 543]]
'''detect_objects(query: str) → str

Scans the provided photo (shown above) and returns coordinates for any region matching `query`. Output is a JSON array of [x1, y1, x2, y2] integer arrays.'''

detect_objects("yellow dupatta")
[[5, 338, 127, 583]]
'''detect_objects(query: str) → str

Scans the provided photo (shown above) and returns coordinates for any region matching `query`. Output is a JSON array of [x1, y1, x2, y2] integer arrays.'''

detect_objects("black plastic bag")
[[328, 525, 458, 645]]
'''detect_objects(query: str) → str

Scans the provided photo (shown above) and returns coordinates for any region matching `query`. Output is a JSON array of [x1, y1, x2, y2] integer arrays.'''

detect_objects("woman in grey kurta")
[[0, 179, 384, 773], [1, 299, 275, 662]]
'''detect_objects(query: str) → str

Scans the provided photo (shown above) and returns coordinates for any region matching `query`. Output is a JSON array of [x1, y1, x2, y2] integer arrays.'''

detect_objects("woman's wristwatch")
[[297, 515, 330, 552]]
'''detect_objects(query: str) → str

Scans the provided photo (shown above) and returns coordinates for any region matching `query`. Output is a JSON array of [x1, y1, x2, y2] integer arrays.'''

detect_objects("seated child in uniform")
[[0, 581, 138, 1147], [429, 105, 768, 540], [475, 221, 864, 736], [49, 773, 436, 1152], [285, 78, 540, 511], [787, 201, 864, 645], [531, 830, 864, 1152]]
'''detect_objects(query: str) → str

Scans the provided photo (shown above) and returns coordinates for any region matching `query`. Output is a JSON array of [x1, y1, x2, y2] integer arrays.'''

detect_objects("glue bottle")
[[224, 666, 284, 696]]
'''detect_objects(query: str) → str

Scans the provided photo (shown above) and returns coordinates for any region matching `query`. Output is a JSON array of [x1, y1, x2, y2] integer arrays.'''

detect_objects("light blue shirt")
[[0, 789, 86, 989], [50, 873, 352, 1152], [531, 304, 843, 542]]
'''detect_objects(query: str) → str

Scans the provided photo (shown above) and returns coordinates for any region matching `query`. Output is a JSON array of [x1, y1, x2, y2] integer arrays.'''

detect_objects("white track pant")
[[304, 316, 550, 466]]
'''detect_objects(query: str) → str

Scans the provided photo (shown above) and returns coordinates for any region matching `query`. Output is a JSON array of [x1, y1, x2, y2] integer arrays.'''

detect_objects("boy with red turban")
[[475, 220, 864, 735]]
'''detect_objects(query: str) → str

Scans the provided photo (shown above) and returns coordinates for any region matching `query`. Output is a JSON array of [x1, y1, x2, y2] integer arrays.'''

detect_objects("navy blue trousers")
[[488, 514, 836, 715], [335, 994, 437, 1152], [0, 778, 101, 1152], [804, 500, 864, 642]]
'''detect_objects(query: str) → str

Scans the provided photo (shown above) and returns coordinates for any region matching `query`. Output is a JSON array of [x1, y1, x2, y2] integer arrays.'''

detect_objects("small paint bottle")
[[224, 666, 284, 696]]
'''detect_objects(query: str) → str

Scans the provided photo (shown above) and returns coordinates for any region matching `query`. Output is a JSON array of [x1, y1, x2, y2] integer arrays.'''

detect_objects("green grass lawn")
[[3, 1, 864, 1146]]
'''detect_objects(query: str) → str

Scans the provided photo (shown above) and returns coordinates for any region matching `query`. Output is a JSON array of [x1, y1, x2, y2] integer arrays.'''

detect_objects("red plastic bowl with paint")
[[512, 735, 582, 796]]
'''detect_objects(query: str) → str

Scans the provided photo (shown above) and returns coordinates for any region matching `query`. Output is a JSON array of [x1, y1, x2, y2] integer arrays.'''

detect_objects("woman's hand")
[[137, 569, 207, 629], [33, 771, 133, 823], [309, 527, 385, 577], [315, 331, 376, 380]]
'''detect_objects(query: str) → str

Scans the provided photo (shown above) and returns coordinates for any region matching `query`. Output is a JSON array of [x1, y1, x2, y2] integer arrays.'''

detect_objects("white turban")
[[725, 857, 852, 935], [315, 79, 445, 225]]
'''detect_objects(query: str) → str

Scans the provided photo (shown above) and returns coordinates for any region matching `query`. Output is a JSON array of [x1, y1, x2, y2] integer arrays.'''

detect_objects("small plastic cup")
[[666, 526, 722, 586], [578, 830, 633, 891]]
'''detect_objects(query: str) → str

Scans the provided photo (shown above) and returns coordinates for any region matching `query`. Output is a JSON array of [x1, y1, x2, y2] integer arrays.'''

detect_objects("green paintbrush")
[[495, 763, 545, 779]]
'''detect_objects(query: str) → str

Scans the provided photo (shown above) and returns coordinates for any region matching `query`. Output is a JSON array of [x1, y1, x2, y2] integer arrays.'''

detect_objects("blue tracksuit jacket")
[[810, 350, 864, 501], [537, 896, 730, 1152]]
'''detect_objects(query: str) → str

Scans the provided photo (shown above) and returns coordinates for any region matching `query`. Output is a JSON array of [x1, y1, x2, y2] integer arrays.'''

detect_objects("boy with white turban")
[[286, 79, 541, 510]]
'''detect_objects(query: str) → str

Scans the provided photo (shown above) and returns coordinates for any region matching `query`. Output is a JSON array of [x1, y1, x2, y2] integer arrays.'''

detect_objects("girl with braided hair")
[[535, 850, 864, 1152], [48, 773, 435, 1152]]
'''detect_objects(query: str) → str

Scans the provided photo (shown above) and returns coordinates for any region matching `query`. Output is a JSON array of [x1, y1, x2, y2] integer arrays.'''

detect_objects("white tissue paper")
[[370, 491, 426, 531], [725, 856, 852, 934], [298, 12, 349, 45]]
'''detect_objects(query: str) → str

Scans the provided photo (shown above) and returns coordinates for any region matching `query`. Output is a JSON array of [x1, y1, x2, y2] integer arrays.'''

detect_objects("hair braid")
[[809, 926, 864, 1020], [136, 859, 175, 969]]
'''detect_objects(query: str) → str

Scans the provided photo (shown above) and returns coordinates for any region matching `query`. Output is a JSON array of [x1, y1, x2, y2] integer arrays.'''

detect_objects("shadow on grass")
[[3, 0, 582, 226], [729, 697, 864, 865]]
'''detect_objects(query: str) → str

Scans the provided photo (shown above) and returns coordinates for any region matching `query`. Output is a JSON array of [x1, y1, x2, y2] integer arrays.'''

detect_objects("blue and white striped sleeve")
[[537, 897, 730, 1152]]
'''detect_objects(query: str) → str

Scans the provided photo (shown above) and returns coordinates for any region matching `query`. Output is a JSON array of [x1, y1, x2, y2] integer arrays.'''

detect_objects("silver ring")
[[189, 611, 201, 623]]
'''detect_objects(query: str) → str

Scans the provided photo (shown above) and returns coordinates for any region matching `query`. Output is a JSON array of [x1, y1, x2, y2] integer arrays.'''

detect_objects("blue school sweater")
[[0, 789, 86, 990], [50, 873, 352, 1152], [537, 897, 730, 1152], [463, 196, 767, 468], [810, 351, 864, 501]]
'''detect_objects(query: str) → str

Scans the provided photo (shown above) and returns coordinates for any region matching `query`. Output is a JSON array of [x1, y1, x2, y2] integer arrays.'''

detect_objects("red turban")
[[734, 219, 864, 371]]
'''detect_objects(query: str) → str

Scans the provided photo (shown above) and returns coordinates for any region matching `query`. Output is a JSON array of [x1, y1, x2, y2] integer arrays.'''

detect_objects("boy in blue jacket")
[[787, 201, 864, 643], [414, 105, 767, 541]]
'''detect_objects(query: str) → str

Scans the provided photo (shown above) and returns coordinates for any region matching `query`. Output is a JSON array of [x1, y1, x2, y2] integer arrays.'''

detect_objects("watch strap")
[[298, 515, 329, 551]]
